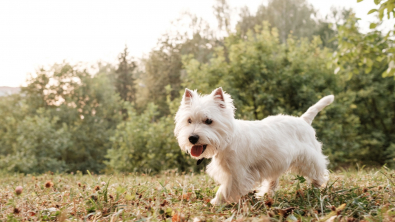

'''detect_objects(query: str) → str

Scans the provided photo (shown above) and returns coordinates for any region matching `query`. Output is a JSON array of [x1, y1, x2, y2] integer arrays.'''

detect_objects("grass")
[[1, 168, 395, 221]]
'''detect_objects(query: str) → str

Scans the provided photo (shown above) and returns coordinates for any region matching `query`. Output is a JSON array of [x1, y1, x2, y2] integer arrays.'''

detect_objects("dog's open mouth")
[[191, 145, 207, 157]]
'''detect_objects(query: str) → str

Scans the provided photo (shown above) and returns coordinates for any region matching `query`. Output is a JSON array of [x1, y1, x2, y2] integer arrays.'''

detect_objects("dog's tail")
[[301, 95, 334, 125]]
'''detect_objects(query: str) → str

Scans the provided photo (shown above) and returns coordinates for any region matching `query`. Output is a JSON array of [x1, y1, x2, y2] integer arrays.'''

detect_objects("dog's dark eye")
[[188, 118, 192, 124], [205, 119, 213, 125]]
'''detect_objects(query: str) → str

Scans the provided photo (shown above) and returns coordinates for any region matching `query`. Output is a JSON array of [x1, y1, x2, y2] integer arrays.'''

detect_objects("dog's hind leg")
[[255, 178, 279, 198], [294, 149, 329, 188]]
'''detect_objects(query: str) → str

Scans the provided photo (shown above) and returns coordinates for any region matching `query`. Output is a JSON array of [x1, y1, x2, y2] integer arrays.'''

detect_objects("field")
[[1, 168, 395, 221]]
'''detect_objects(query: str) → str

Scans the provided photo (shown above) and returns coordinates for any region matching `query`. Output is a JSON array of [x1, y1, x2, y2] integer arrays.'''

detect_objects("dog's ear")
[[212, 87, 226, 108], [182, 88, 193, 104]]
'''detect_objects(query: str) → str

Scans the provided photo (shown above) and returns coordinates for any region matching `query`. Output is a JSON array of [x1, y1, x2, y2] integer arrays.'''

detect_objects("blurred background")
[[0, 0, 394, 174]]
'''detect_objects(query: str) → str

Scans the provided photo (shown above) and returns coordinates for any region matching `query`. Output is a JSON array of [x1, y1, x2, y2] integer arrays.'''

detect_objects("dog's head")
[[174, 87, 235, 160]]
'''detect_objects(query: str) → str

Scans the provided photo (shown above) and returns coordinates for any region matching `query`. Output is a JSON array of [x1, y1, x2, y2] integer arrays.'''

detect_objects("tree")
[[313, 8, 353, 49], [334, 0, 395, 78], [333, 14, 393, 77], [114, 46, 137, 104], [141, 40, 183, 116], [4, 62, 123, 173], [139, 13, 220, 116], [236, 0, 318, 43], [332, 12, 395, 166], [0, 111, 71, 174], [0, 94, 27, 161], [213, 0, 232, 35], [105, 102, 197, 173]]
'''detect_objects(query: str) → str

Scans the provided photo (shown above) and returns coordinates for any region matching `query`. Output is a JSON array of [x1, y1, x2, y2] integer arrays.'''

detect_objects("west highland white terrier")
[[174, 87, 333, 205]]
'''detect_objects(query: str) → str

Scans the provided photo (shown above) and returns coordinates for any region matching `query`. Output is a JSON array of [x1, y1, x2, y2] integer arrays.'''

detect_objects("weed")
[[0, 169, 394, 221]]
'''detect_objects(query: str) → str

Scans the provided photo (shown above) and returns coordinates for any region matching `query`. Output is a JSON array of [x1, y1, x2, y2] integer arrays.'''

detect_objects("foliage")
[[0, 111, 70, 174], [1, 169, 395, 221], [139, 14, 220, 116], [314, 8, 353, 49], [361, 0, 395, 23], [237, 0, 318, 43], [0, 96, 70, 174], [335, 0, 395, 78], [140, 41, 184, 116], [333, 14, 392, 77], [340, 59, 395, 166], [105, 101, 199, 173], [114, 46, 137, 105], [0, 94, 26, 158], [0, 63, 123, 174], [332, 13, 395, 166]]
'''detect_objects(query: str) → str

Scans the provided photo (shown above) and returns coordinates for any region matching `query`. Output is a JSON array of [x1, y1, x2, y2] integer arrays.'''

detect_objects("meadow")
[[1, 168, 395, 221]]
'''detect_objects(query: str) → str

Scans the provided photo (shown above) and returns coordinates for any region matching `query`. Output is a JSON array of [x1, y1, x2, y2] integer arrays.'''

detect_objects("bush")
[[105, 102, 197, 173], [0, 110, 71, 173], [0, 63, 123, 174]]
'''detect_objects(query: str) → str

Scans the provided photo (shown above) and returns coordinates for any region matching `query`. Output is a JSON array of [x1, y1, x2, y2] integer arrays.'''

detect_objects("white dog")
[[174, 87, 333, 205]]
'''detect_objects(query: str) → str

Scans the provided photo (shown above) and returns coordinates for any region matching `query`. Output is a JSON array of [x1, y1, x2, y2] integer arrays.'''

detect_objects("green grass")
[[1, 168, 395, 221]]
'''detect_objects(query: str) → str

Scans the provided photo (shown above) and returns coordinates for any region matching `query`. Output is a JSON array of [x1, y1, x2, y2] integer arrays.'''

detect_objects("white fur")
[[174, 87, 333, 205]]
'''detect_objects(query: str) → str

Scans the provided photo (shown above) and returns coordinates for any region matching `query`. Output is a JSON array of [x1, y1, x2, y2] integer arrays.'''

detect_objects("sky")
[[0, 0, 385, 87]]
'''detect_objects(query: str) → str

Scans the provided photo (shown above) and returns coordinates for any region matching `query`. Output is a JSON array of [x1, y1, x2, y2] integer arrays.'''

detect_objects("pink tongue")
[[191, 145, 203, 157]]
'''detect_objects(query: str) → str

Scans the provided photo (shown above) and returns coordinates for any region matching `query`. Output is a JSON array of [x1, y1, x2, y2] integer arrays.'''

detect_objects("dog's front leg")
[[210, 175, 239, 205], [210, 185, 227, 205]]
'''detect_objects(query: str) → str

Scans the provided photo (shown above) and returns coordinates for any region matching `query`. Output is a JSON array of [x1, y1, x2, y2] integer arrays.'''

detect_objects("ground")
[[1, 168, 395, 221]]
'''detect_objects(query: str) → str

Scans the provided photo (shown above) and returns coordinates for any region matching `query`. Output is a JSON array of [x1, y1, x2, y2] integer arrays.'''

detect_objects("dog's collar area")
[[197, 158, 205, 165], [196, 145, 207, 165]]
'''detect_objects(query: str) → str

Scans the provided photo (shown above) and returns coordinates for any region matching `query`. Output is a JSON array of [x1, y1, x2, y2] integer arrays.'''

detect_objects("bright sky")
[[0, 0, 384, 87]]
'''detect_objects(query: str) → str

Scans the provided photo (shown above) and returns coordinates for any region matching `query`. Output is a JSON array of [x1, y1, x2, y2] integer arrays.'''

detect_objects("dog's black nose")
[[189, 135, 199, 144]]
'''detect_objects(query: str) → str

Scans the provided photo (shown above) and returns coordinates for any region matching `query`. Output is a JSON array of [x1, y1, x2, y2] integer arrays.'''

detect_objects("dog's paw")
[[210, 197, 222, 206]]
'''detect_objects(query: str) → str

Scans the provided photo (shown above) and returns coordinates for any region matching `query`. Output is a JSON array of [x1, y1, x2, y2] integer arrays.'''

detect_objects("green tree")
[[333, 14, 391, 78], [141, 40, 183, 116], [10, 62, 123, 173], [0, 111, 71, 174], [140, 14, 220, 116], [213, 0, 232, 34], [114, 46, 137, 105], [313, 8, 353, 49], [236, 0, 318, 43], [333, 13, 395, 166], [236, 1, 352, 50], [335, 0, 395, 78], [0, 94, 27, 161], [106, 101, 197, 173]]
